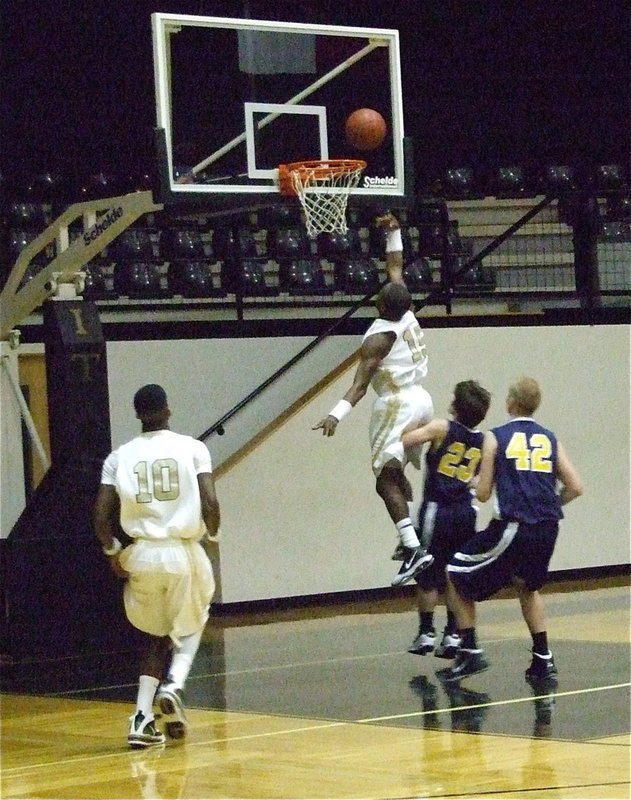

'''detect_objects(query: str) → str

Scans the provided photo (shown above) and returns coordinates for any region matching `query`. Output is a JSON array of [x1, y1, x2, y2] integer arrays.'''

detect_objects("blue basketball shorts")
[[446, 517, 559, 601]]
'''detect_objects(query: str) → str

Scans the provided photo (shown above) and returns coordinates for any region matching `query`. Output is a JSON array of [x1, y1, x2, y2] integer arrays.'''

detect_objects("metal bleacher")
[[1, 178, 630, 330]]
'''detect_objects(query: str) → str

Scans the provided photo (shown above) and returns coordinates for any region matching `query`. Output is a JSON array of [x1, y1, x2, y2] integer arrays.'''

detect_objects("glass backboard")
[[152, 13, 411, 214]]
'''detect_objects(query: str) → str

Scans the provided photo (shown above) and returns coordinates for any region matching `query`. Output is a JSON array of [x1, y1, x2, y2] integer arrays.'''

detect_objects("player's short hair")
[[134, 384, 168, 417], [378, 282, 412, 319], [507, 376, 541, 415], [452, 380, 491, 428]]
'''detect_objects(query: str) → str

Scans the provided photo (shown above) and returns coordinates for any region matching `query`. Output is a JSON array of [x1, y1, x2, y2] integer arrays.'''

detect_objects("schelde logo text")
[[363, 176, 398, 188], [83, 207, 124, 246]]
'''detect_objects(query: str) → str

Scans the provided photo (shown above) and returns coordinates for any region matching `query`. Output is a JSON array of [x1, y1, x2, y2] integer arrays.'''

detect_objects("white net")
[[288, 160, 366, 238]]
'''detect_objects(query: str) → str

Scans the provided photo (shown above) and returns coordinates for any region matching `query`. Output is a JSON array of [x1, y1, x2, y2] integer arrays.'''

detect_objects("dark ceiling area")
[[1, 0, 628, 187]]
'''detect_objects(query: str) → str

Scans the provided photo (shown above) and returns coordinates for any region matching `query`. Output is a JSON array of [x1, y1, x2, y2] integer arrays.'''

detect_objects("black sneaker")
[[391, 547, 434, 586], [436, 649, 489, 683], [525, 651, 558, 683], [128, 710, 165, 749], [155, 682, 188, 739]]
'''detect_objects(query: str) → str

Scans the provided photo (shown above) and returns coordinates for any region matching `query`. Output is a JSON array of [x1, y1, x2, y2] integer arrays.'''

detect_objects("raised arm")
[[375, 212, 405, 285]]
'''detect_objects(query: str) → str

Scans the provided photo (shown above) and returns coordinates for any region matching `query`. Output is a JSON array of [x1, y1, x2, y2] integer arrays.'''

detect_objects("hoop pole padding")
[[189, 41, 382, 176]]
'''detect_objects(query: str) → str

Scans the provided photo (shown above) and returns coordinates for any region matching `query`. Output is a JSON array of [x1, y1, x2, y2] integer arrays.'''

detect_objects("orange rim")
[[278, 159, 366, 196]]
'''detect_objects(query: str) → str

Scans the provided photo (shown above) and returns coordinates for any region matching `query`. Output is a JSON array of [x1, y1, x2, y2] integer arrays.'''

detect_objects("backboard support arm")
[[0, 191, 163, 340]]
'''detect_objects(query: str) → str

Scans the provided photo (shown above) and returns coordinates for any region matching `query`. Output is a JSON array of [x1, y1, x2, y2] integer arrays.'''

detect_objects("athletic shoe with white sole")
[[434, 630, 461, 659], [391, 547, 434, 586], [128, 710, 166, 749], [408, 630, 436, 655], [436, 649, 489, 683], [155, 682, 188, 740]]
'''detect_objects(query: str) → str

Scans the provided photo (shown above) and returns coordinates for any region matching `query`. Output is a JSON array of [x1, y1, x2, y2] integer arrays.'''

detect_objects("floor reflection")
[[409, 674, 491, 732], [527, 675, 558, 738]]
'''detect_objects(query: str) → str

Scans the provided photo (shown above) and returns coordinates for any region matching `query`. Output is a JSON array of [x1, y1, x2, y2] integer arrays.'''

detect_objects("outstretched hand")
[[312, 416, 339, 437], [374, 211, 400, 231]]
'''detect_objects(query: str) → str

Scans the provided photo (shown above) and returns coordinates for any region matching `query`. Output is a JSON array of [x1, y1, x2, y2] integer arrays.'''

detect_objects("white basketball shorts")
[[369, 385, 433, 476], [118, 538, 215, 643]]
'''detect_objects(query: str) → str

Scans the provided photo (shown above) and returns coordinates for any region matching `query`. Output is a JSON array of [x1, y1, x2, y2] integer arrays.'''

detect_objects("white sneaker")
[[128, 711, 165, 749], [435, 631, 462, 659], [408, 630, 436, 655], [155, 682, 188, 739]]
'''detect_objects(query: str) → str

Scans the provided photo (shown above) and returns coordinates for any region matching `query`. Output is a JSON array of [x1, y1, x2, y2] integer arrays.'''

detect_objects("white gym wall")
[[104, 323, 630, 603]]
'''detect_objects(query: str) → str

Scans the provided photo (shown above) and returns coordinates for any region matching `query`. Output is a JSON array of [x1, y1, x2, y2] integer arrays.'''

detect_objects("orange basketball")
[[345, 108, 387, 151]]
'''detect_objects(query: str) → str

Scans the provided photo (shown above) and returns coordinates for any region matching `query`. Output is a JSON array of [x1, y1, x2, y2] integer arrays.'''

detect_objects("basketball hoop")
[[278, 159, 366, 238]]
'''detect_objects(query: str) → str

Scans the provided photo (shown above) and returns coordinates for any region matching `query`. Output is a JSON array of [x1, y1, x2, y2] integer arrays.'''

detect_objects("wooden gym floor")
[[1, 577, 629, 799]]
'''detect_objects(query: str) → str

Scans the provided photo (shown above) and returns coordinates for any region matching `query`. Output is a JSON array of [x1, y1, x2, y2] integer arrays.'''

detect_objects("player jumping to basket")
[[313, 211, 434, 586]]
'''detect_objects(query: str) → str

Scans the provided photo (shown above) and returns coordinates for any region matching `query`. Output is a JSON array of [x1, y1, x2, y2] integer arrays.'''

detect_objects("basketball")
[[345, 108, 387, 151]]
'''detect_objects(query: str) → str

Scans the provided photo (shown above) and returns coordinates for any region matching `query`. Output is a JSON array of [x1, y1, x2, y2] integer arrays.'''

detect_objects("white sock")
[[136, 675, 160, 717], [167, 627, 204, 689], [396, 518, 420, 548], [407, 502, 415, 524]]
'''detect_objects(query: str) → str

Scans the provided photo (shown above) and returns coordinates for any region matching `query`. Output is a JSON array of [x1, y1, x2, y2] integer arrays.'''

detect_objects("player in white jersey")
[[94, 384, 220, 748], [313, 212, 434, 586]]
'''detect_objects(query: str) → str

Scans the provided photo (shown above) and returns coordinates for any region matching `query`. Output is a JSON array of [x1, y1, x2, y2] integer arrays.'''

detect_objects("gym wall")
[[104, 322, 629, 603]]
